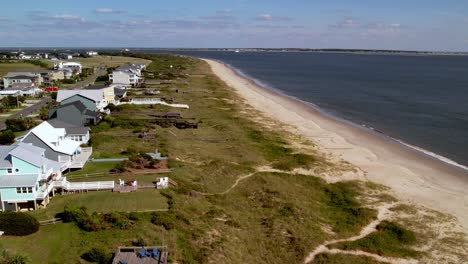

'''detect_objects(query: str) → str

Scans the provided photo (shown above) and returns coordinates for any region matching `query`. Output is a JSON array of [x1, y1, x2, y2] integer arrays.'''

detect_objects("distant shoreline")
[[203, 58, 468, 230], [1, 47, 467, 56]]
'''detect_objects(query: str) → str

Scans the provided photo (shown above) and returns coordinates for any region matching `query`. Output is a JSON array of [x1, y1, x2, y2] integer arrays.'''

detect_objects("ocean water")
[[139, 50, 468, 167]]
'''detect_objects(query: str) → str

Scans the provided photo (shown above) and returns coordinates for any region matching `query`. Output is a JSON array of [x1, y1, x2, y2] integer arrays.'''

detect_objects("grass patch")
[[0, 62, 44, 76], [330, 221, 421, 258], [29, 190, 168, 221], [66, 161, 119, 179], [323, 182, 376, 235]]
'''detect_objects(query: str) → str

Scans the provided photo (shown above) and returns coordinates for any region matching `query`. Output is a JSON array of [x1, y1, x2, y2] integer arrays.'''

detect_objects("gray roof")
[[8, 75, 36, 80], [114, 87, 126, 96], [0, 146, 16, 168], [48, 119, 89, 135], [58, 101, 87, 112], [0, 143, 47, 169], [0, 174, 38, 188], [8, 143, 46, 167]]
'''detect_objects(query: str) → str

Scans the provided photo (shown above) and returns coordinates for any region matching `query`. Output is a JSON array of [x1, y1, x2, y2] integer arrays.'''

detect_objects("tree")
[[0, 130, 15, 145]]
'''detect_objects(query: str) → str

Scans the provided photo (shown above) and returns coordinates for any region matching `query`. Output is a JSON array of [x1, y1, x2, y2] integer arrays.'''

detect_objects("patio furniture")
[[139, 247, 146, 258]]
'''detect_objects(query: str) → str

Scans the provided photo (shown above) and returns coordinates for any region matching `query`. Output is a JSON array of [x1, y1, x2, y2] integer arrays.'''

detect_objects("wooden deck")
[[112, 246, 168, 264], [113, 185, 138, 193]]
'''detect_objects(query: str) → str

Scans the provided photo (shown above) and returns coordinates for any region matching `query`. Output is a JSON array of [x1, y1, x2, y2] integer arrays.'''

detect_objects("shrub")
[[5, 118, 36, 132], [0, 247, 31, 264], [62, 206, 104, 232], [151, 211, 177, 230], [129, 212, 141, 221], [81, 247, 112, 264], [0, 130, 15, 145], [63, 206, 135, 231], [0, 211, 39, 236]]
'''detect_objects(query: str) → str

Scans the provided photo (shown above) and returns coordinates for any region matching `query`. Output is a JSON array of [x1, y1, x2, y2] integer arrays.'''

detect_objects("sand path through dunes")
[[303, 203, 417, 264], [203, 59, 468, 230]]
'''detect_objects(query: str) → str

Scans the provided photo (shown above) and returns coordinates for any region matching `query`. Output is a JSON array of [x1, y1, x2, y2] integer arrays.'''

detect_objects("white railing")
[[55, 177, 114, 191]]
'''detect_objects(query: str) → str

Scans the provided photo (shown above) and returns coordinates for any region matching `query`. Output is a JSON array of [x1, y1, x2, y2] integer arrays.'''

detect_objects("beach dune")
[[203, 58, 468, 230]]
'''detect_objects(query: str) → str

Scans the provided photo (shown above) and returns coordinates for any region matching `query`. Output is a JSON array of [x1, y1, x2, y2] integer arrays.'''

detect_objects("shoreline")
[[203, 58, 468, 230], [226, 61, 468, 172]]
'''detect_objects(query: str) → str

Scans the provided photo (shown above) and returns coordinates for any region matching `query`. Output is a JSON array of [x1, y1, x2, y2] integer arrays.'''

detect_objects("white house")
[[109, 63, 146, 87], [58, 54, 73, 60], [54, 62, 82, 75], [18, 122, 92, 169], [86, 51, 98, 56], [47, 119, 90, 145]]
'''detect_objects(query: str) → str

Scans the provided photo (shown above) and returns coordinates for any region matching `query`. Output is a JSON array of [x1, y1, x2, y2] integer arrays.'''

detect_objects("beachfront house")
[[2, 72, 43, 88], [109, 63, 146, 87], [47, 119, 91, 145], [2, 86, 41, 97], [56, 86, 115, 112], [43, 71, 65, 85], [49, 101, 101, 126], [17, 121, 92, 169], [54, 61, 82, 75], [0, 142, 63, 211]]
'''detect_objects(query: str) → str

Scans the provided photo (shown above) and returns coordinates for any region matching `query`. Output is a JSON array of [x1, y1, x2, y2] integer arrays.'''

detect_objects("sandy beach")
[[203, 58, 468, 230]]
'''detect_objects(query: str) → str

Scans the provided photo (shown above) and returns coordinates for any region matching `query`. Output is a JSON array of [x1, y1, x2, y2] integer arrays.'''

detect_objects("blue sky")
[[0, 0, 467, 51]]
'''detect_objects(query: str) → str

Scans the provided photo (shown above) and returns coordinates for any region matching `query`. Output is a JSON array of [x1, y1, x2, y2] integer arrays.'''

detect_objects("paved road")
[[71, 68, 107, 89], [0, 97, 53, 130]]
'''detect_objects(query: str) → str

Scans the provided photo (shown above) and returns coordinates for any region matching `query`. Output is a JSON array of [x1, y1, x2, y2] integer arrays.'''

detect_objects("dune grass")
[[329, 221, 421, 258]]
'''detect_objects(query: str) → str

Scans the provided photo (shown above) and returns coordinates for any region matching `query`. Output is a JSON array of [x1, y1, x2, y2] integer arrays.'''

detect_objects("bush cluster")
[[81, 247, 112, 264], [0, 247, 30, 264], [113, 148, 157, 172], [62, 206, 136, 232], [0, 130, 15, 144], [5, 118, 37, 132], [0, 211, 39, 236]]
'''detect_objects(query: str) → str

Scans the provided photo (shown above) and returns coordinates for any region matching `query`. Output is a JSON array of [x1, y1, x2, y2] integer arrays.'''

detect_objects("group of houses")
[[2, 50, 99, 61], [0, 86, 118, 211], [109, 63, 146, 87], [0, 62, 82, 97]]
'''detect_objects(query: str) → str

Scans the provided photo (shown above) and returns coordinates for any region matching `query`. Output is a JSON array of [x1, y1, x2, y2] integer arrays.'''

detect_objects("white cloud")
[[95, 8, 125, 14], [255, 14, 293, 22]]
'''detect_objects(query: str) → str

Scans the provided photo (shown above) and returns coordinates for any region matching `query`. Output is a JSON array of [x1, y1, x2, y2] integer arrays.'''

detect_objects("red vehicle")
[[44, 87, 58, 92]]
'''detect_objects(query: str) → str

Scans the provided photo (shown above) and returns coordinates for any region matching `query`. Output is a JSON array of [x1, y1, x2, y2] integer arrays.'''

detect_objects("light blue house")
[[0, 142, 62, 211]]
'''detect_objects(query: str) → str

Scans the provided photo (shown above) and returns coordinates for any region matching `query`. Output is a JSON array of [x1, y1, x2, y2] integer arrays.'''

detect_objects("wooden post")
[[14, 202, 18, 212], [33, 200, 37, 210]]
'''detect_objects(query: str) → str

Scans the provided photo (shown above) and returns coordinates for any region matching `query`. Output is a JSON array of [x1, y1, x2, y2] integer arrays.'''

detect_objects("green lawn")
[[29, 189, 168, 221], [0, 62, 44, 77], [65, 161, 120, 179]]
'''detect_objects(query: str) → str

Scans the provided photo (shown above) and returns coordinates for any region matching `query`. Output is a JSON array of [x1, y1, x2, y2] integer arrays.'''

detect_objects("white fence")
[[55, 177, 114, 191], [117, 98, 189, 109]]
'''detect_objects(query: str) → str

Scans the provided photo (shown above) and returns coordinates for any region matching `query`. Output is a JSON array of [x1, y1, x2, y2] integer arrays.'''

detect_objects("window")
[[16, 187, 21, 194], [15, 168, 19, 172], [28, 187, 33, 193], [7, 168, 12, 173], [22, 187, 27, 193], [79, 136, 83, 141]]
